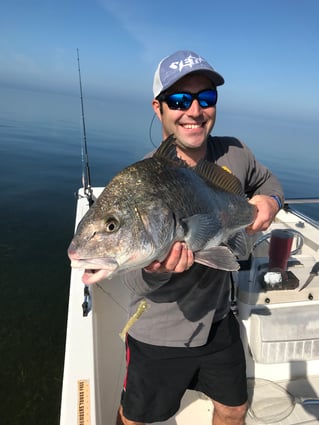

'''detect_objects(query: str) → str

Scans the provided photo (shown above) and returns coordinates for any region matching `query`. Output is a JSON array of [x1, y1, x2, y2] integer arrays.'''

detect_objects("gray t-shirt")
[[121, 136, 284, 347]]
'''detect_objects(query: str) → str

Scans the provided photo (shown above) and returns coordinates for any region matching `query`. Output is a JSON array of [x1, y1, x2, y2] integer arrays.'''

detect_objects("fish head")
[[68, 181, 176, 284], [68, 207, 122, 283]]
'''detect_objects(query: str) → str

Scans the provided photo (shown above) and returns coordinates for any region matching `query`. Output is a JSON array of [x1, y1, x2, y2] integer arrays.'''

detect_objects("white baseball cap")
[[153, 50, 224, 98]]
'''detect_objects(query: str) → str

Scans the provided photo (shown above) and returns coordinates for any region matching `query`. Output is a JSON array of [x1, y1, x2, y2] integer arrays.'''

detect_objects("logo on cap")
[[169, 54, 207, 73]]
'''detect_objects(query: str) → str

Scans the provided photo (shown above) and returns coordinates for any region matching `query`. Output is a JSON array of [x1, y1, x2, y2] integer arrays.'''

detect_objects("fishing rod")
[[77, 48, 94, 207], [77, 49, 93, 317]]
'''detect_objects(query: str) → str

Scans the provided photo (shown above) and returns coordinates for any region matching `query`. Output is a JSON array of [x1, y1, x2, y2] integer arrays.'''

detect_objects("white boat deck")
[[60, 189, 319, 425]]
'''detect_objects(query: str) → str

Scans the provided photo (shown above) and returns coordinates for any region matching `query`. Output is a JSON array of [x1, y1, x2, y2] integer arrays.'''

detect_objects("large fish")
[[68, 135, 256, 284]]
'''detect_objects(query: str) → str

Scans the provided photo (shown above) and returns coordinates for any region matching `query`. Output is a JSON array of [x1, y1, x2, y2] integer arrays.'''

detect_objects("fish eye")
[[105, 216, 120, 233]]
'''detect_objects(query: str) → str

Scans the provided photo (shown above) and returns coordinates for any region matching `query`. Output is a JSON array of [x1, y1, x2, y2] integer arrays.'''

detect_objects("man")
[[117, 50, 284, 425]]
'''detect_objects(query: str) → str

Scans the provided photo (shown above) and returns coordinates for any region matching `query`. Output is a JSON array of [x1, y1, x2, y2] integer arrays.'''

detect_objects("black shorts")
[[121, 311, 247, 423]]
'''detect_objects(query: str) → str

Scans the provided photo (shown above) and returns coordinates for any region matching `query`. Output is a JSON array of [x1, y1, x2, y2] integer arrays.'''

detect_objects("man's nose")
[[187, 99, 202, 115]]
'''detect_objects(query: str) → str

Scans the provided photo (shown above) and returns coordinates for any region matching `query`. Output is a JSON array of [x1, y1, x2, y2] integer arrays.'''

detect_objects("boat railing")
[[284, 197, 319, 230]]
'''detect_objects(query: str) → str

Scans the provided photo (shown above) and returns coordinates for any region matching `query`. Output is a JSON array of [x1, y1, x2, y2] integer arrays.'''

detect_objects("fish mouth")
[[82, 268, 114, 285], [70, 258, 119, 284], [70, 257, 118, 269]]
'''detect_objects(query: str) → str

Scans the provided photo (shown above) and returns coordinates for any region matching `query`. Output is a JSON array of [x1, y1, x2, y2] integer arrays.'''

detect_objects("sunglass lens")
[[198, 90, 217, 107], [166, 93, 192, 110]]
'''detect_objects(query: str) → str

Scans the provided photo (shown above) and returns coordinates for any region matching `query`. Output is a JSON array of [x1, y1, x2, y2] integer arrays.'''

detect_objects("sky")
[[1, 0, 318, 145]]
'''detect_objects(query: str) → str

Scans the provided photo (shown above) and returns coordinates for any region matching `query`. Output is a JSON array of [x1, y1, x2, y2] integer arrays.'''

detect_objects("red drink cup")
[[269, 229, 294, 272]]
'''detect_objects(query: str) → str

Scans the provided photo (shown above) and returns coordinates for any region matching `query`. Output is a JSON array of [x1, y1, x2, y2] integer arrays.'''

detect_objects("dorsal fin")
[[194, 159, 244, 196], [153, 135, 187, 167], [154, 134, 244, 196]]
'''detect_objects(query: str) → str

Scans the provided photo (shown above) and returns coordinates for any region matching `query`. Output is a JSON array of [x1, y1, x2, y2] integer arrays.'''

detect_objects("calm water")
[[1, 87, 318, 425]]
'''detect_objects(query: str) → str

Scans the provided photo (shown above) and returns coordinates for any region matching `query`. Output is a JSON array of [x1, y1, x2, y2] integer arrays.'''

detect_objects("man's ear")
[[152, 99, 163, 121]]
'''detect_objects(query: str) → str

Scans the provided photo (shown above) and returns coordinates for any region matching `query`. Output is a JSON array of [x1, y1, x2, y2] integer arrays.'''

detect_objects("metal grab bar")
[[282, 206, 319, 230], [285, 197, 319, 204]]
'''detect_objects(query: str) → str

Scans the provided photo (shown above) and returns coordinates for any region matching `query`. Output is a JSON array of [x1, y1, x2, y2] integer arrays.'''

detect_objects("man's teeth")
[[183, 124, 202, 129]]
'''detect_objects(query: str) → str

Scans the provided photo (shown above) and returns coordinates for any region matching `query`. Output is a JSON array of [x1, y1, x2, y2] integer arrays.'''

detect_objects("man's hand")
[[246, 194, 280, 234], [144, 242, 194, 273]]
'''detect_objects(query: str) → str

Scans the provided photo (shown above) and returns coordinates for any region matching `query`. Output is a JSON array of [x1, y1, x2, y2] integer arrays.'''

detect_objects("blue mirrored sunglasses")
[[159, 89, 218, 110]]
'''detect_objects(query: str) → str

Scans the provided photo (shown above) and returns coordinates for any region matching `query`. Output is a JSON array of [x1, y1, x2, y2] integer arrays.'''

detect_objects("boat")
[[59, 189, 319, 425]]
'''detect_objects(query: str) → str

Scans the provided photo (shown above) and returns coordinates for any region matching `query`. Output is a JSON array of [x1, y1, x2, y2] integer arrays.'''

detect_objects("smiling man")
[[117, 50, 284, 425], [152, 52, 223, 166]]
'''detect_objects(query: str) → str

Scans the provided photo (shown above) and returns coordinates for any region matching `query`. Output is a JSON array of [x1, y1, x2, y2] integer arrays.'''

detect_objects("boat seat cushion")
[[249, 305, 319, 363]]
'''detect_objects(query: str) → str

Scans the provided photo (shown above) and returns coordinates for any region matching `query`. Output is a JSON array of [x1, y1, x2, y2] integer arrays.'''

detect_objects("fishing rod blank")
[[77, 48, 94, 206]]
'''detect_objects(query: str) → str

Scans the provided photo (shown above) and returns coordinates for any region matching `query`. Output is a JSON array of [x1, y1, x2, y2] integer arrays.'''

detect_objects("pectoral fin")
[[181, 214, 222, 251]]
